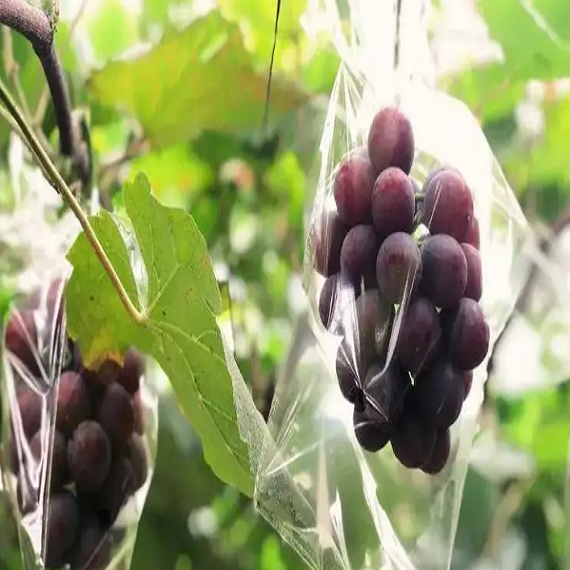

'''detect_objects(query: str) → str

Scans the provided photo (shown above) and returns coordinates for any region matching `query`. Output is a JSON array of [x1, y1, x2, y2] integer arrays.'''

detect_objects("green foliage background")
[[1, 0, 570, 569]]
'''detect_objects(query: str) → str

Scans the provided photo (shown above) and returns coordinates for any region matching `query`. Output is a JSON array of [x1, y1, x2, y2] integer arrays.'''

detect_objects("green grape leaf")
[[66, 173, 253, 496], [480, 0, 570, 82], [87, 11, 307, 148]]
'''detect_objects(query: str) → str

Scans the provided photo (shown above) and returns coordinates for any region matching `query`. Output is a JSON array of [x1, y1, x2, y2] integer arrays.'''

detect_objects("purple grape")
[[68, 421, 112, 492], [420, 235, 467, 308], [340, 225, 379, 287], [30, 429, 69, 491], [334, 149, 375, 226], [447, 298, 490, 370], [362, 362, 410, 430], [314, 210, 348, 277], [396, 297, 441, 375], [69, 515, 112, 570], [118, 348, 144, 394], [391, 406, 436, 469], [46, 491, 79, 569], [126, 433, 149, 492], [367, 107, 415, 176], [422, 169, 474, 242], [413, 358, 465, 429], [56, 370, 91, 436], [16, 388, 42, 439], [96, 383, 135, 451], [467, 217, 481, 250], [461, 243, 483, 301], [421, 429, 451, 474], [371, 167, 415, 240], [376, 232, 422, 304], [335, 343, 361, 402], [5, 309, 40, 375], [353, 407, 390, 452]]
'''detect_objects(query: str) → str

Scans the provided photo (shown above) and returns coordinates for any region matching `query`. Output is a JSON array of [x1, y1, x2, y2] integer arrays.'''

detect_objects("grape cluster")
[[4, 280, 149, 570], [314, 106, 489, 474]]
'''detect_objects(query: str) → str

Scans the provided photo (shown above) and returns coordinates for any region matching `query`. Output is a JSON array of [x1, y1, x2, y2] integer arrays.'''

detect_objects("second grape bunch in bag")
[[314, 106, 489, 474]]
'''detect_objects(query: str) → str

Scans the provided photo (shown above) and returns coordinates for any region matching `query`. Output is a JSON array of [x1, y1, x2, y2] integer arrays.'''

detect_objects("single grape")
[[461, 243, 483, 301], [314, 210, 348, 277], [56, 370, 91, 436], [466, 217, 480, 250], [391, 406, 436, 469], [69, 515, 112, 570], [376, 232, 422, 304], [420, 235, 467, 308], [422, 169, 474, 242], [340, 225, 379, 287], [318, 274, 340, 331], [68, 421, 112, 492], [5, 309, 40, 375], [98, 359, 122, 385], [396, 297, 441, 375], [118, 348, 144, 394], [421, 429, 451, 474], [334, 149, 375, 226], [413, 359, 465, 429], [353, 406, 390, 452], [447, 298, 490, 370], [336, 341, 362, 402], [422, 166, 449, 192], [371, 167, 415, 240], [16, 388, 42, 439], [97, 384, 135, 450], [463, 371, 473, 400], [45, 491, 79, 569], [90, 456, 134, 526], [126, 433, 149, 492], [367, 107, 415, 176], [30, 429, 69, 491], [362, 362, 410, 430]]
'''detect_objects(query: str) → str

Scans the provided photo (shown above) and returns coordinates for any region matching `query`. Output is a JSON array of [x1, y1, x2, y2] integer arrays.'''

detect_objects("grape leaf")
[[87, 11, 307, 148], [65, 173, 253, 496]]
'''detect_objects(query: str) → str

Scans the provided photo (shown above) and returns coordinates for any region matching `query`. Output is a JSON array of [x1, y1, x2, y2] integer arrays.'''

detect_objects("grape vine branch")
[[0, 1, 145, 327]]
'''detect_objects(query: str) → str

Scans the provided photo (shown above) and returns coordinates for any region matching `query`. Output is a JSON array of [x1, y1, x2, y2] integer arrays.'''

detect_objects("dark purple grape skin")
[[421, 429, 451, 474], [119, 348, 144, 394], [391, 407, 436, 469], [463, 371, 473, 400], [353, 407, 390, 452], [396, 297, 441, 376], [413, 359, 465, 429], [340, 224, 379, 286], [314, 210, 349, 277], [97, 383, 135, 451], [69, 516, 112, 570], [467, 217, 481, 250], [126, 433, 149, 492], [420, 235, 468, 309], [98, 359, 122, 385], [68, 421, 112, 493], [336, 343, 360, 402], [422, 169, 474, 242], [318, 274, 343, 332], [447, 298, 490, 370], [334, 149, 375, 227], [16, 388, 42, 439], [56, 370, 91, 436], [30, 429, 69, 491], [461, 243, 483, 301], [371, 167, 415, 240], [367, 107, 415, 176], [5, 309, 40, 375], [376, 232, 422, 304], [46, 491, 79, 569], [362, 362, 410, 430]]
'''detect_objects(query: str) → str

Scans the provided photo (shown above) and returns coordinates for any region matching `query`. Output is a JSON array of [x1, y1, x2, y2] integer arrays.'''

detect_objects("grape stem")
[[0, 75, 146, 326]]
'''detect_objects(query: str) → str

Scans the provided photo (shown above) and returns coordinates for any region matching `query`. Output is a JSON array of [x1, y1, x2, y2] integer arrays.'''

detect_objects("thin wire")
[[262, 0, 282, 130]]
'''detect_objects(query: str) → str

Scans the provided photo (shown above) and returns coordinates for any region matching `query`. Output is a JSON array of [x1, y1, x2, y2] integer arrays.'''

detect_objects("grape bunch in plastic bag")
[[315, 105, 489, 473], [2, 277, 156, 570]]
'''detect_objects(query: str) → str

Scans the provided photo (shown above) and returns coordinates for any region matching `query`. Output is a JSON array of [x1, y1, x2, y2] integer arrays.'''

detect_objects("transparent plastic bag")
[[0, 137, 158, 570], [252, 1, 535, 569]]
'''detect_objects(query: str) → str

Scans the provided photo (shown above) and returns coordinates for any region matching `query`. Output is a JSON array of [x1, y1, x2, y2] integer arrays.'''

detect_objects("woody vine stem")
[[0, 0, 145, 325]]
